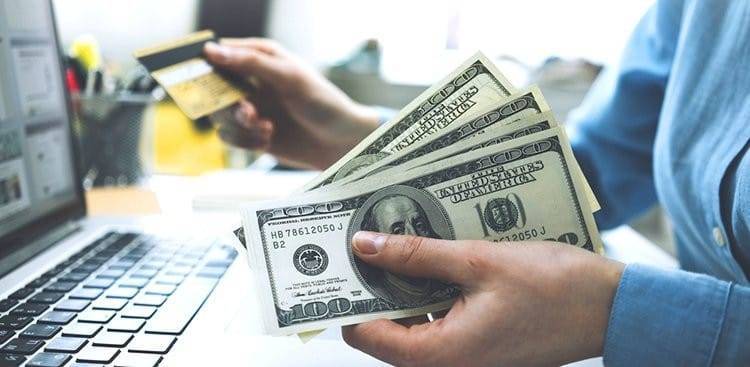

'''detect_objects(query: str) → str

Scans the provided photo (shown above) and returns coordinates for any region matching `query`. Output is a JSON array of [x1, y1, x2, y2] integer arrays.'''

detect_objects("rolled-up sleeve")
[[604, 264, 750, 366], [568, 0, 684, 229]]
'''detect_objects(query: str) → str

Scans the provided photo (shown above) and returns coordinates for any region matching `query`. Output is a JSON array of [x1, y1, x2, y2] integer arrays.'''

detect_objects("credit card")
[[134, 30, 244, 119]]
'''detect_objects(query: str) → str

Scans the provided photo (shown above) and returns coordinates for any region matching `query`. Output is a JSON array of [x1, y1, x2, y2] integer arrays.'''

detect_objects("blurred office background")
[[51, 0, 672, 252]]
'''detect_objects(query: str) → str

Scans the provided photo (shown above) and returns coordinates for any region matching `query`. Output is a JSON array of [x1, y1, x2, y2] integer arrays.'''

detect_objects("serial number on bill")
[[269, 223, 345, 239]]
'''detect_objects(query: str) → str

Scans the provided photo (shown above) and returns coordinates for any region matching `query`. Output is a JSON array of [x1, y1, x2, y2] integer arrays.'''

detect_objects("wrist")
[[591, 258, 625, 357]]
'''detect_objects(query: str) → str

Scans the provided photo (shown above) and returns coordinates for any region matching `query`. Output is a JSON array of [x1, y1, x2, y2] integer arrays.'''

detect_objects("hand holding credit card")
[[134, 30, 245, 119]]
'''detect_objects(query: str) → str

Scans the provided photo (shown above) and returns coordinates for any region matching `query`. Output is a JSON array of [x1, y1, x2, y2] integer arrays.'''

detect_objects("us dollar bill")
[[300, 52, 516, 192], [324, 85, 600, 212], [327, 85, 550, 188], [360, 112, 559, 180], [298, 111, 561, 343], [242, 127, 601, 335]]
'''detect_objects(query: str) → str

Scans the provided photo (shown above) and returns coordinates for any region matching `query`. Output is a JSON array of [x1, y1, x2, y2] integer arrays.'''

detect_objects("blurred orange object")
[[86, 187, 161, 216]]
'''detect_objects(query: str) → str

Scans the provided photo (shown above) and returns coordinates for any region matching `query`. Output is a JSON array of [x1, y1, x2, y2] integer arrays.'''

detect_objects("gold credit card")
[[134, 30, 244, 119]]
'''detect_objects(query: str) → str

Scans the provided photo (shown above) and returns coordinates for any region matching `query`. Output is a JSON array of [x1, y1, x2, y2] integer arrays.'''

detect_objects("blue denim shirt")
[[569, 0, 750, 365]]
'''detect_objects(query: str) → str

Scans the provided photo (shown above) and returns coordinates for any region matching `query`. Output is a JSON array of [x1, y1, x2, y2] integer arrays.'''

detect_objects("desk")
[[86, 169, 678, 367]]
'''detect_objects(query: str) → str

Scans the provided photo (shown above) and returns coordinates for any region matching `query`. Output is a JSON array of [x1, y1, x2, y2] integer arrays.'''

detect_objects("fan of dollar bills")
[[236, 52, 602, 337]]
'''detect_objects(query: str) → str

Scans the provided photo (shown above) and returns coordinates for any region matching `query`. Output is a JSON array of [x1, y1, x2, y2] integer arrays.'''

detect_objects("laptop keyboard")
[[0, 231, 237, 366]]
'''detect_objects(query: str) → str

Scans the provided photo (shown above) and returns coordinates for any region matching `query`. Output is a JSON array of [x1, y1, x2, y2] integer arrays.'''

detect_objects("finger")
[[342, 319, 433, 365], [233, 100, 259, 129], [351, 232, 476, 285], [395, 315, 429, 328], [217, 121, 272, 150], [219, 37, 282, 55], [204, 42, 290, 84]]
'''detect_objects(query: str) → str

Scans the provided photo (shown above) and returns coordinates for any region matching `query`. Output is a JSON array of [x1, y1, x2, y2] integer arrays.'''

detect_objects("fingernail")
[[352, 231, 386, 255], [205, 42, 229, 58]]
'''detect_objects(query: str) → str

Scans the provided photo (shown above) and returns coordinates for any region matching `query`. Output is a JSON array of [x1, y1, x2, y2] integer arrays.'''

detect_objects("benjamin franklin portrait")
[[349, 185, 455, 307]]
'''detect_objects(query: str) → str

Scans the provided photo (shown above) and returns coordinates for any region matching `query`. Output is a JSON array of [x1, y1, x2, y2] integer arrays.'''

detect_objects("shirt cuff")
[[603, 263, 731, 366]]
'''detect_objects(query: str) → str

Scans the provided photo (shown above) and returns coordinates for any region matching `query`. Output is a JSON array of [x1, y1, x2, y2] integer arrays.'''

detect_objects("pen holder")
[[72, 93, 154, 188]]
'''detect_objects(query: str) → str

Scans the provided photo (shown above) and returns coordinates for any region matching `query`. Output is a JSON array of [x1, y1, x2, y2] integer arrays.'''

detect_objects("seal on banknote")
[[484, 197, 519, 232], [293, 244, 329, 276], [348, 185, 455, 306]]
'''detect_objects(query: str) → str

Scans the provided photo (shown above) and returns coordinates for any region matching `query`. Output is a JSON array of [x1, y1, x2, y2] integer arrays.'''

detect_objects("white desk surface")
[[142, 168, 678, 367]]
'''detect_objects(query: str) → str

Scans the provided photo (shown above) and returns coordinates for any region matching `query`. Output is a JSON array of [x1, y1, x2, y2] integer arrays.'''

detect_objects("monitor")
[[0, 0, 86, 273]]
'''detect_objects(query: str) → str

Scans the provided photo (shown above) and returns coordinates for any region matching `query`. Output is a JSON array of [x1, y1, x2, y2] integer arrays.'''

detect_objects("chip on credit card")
[[134, 30, 244, 119]]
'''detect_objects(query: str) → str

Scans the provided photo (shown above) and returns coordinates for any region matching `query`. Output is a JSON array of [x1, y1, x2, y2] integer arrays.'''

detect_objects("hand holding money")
[[232, 50, 620, 364], [342, 232, 624, 367]]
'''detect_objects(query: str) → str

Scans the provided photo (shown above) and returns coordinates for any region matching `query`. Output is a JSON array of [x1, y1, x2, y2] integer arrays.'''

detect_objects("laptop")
[[0, 1, 386, 366], [0, 0, 241, 364]]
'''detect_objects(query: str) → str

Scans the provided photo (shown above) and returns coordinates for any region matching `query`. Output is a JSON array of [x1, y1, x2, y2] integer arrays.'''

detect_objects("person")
[[204, 0, 749, 365]]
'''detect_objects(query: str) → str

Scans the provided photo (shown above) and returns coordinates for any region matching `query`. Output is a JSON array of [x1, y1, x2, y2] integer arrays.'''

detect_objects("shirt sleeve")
[[568, 0, 684, 229], [604, 264, 750, 366]]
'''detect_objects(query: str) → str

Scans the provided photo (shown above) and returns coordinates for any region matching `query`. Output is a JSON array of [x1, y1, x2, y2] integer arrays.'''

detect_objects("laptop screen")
[[0, 1, 83, 246]]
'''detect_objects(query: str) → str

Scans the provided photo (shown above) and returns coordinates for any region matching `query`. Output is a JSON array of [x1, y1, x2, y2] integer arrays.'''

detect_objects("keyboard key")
[[8, 288, 34, 300], [62, 323, 101, 338], [10, 303, 48, 316], [0, 315, 33, 330], [0, 353, 25, 366], [45, 281, 77, 293], [25, 276, 51, 289], [132, 295, 166, 307], [144, 284, 175, 296], [121, 305, 156, 319], [20, 324, 60, 339], [28, 292, 64, 304], [154, 275, 184, 286], [76, 345, 120, 363], [113, 352, 162, 367], [38, 311, 76, 325], [92, 298, 128, 311], [54, 299, 90, 312], [127, 334, 175, 354], [118, 277, 149, 288], [109, 260, 137, 270], [26, 352, 71, 367], [204, 259, 233, 268], [92, 332, 132, 347], [0, 329, 14, 344], [139, 261, 167, 270], [45, 337, 87, 353], [107, 318, 144, 333], [69, 288, 103, 300], [78, 310, 115, 324], [107, 288, 138, 299], [0, 299, 18, 312], [83, 278, 114, 289], [165, 267, 191, 276], [59, 272, 88, 282], [130, 269, 158, 279], [145, 277, 217, 335], [196, 267, 226, 278], [97, 269, 126, 279], [0, 338, 44, 354], [71, 264, 100, 274]]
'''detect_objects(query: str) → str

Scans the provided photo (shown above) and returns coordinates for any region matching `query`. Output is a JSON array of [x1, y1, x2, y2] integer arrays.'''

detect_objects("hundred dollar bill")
[[300, 52, 516, 192], [297, 111, 562, 344], [369, 112, 559, 177], [242, 127, 601, 335], [326, 86, 600, 212], [328, 85, 550, 187]]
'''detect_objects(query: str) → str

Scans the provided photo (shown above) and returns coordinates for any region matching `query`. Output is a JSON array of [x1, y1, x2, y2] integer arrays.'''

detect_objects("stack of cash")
[[237, 52, 602, 337]]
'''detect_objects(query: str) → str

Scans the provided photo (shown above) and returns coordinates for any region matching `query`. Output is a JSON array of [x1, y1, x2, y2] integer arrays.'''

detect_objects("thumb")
[[204, 42, 289, 85], [351, 231, 475, 285]]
